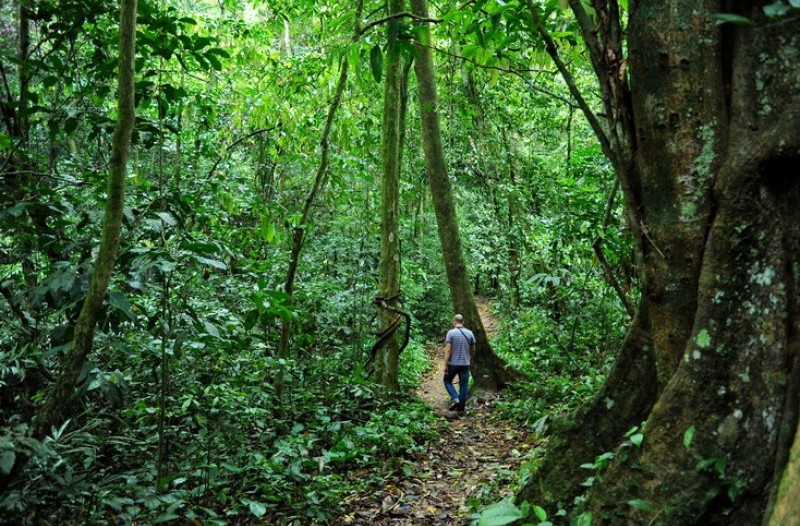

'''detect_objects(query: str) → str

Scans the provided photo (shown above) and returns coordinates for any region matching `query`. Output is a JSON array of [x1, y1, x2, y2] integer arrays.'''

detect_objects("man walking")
[[443, 314, 475, 413]]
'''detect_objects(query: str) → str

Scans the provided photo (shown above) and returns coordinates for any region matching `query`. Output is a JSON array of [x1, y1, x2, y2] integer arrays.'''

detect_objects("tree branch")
[[526, 0, 613, 160], [359, 11, 442, 35], [417, 41, 578, 108], [207, 126, 280, 178], [592, 177, 635, 316], [0, 284, 32, 333]]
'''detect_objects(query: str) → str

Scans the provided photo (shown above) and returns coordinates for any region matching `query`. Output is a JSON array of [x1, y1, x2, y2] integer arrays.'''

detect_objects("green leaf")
[[714, 457, 726, 475], [0, 451, 15, 474], [202, 320, 220, 338], [462, 44, 481, 59], [347, 44, 361, 72], [183, 241, 219, 255], [764, 2, 791, 17], [0, 133, 12, 151], [696, 457, 718, 471], [630, 433, 644, 447], [683, 425, 696, 448], [713, 13, 756, 25], [477, 500, 523, 526], [244, 309, 260, 331], [627, 499, 654, 513], [109, 291, 136, 321], [207, 53, 223, 71], [154, 513, 180, 523], [369, 44, 383, 83], [154, 211, 177, 226], [248, 501, 267, 517], [192, 255, 227, 270], [533, 504, 547, 521]]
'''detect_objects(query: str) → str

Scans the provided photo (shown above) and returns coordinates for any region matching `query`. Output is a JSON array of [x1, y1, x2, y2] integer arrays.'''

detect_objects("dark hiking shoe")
[[444, 410, 462, 420]]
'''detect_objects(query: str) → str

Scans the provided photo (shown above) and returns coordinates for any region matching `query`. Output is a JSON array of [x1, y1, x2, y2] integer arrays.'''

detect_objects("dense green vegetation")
[[0, 0, 630, 522], [3, 0, 799, 525]]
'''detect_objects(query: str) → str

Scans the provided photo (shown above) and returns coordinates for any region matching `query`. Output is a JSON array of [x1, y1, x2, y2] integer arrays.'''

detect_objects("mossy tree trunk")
[[0, 0, 138, 492], [410, 0, 514, 391], [374, 0, 405, 393], [31, 0, 138, 440], [519, 2, 800, 524], [769, 413, 800, 525]]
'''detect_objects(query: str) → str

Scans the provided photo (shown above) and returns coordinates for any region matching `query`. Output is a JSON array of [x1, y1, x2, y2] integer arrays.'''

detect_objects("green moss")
[[696, 329, 711, 348], [679, 124, 716, 222], [693, 125, 716, 179], [751, 265, 776, 286]]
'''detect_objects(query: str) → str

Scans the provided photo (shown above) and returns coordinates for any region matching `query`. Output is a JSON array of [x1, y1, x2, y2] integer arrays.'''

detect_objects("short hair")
[[453, 314, 464, 323]]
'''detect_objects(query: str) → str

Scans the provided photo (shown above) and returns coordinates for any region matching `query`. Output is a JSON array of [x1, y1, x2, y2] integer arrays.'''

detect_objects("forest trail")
[[339, 297, 538, 525], [417, 296, 498, 408]]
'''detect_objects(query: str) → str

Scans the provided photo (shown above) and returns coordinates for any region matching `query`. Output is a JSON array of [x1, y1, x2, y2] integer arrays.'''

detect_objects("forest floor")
[[337, 298, 539, 525]]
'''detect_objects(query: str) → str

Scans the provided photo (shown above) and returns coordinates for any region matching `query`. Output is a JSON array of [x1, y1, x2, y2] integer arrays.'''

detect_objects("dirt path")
[[339, 297, 538, 525]]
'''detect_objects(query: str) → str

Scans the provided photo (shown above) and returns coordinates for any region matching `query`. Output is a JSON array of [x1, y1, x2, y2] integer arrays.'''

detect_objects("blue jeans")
[[444, 364, 470, 411]]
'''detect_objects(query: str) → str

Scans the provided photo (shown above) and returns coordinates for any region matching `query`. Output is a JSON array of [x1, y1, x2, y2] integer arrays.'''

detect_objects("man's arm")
[[443, 342, 452, 373]]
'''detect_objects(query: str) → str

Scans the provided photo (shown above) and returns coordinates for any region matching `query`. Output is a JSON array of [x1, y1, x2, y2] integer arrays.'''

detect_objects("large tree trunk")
[[769, 413, 800, 525], [0, 0, 138, 493], [520, 2, 800, 523], [374, 0, 405, 392], [410, 0, 515, 391]]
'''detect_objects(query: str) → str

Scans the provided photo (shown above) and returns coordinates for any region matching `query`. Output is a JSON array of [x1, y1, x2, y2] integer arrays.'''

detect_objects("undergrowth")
[[1, 341, 436, 525]]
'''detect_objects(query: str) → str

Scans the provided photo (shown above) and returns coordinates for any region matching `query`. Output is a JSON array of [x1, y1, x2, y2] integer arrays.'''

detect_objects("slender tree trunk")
[[0, 0, 138, 493], [409, 0, 514, 391], [501, 127, 521, 309], [277, 0, 363, 357], [277, 61, 348, 356], [17, 0, 30, 143], [281, 14, 292, 57], [593, 177, 635, 317], [398, 58, 412, 172], [375, 0, 405, 392]]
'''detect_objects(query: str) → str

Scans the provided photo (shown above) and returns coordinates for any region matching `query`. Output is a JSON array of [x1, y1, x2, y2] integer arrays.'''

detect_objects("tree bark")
[[500, 126, 522, 309], [520, 2, 800, 524], [17, 0, 31, 143], [410, 0, 515, 391], [375, 0, 405, 393], [0, 0, 138, 492], [769, 409, 800, 526]]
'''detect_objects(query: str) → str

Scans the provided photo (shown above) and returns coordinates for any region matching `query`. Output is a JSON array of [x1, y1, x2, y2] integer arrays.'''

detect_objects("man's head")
[[453, 314, 464, 326]]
